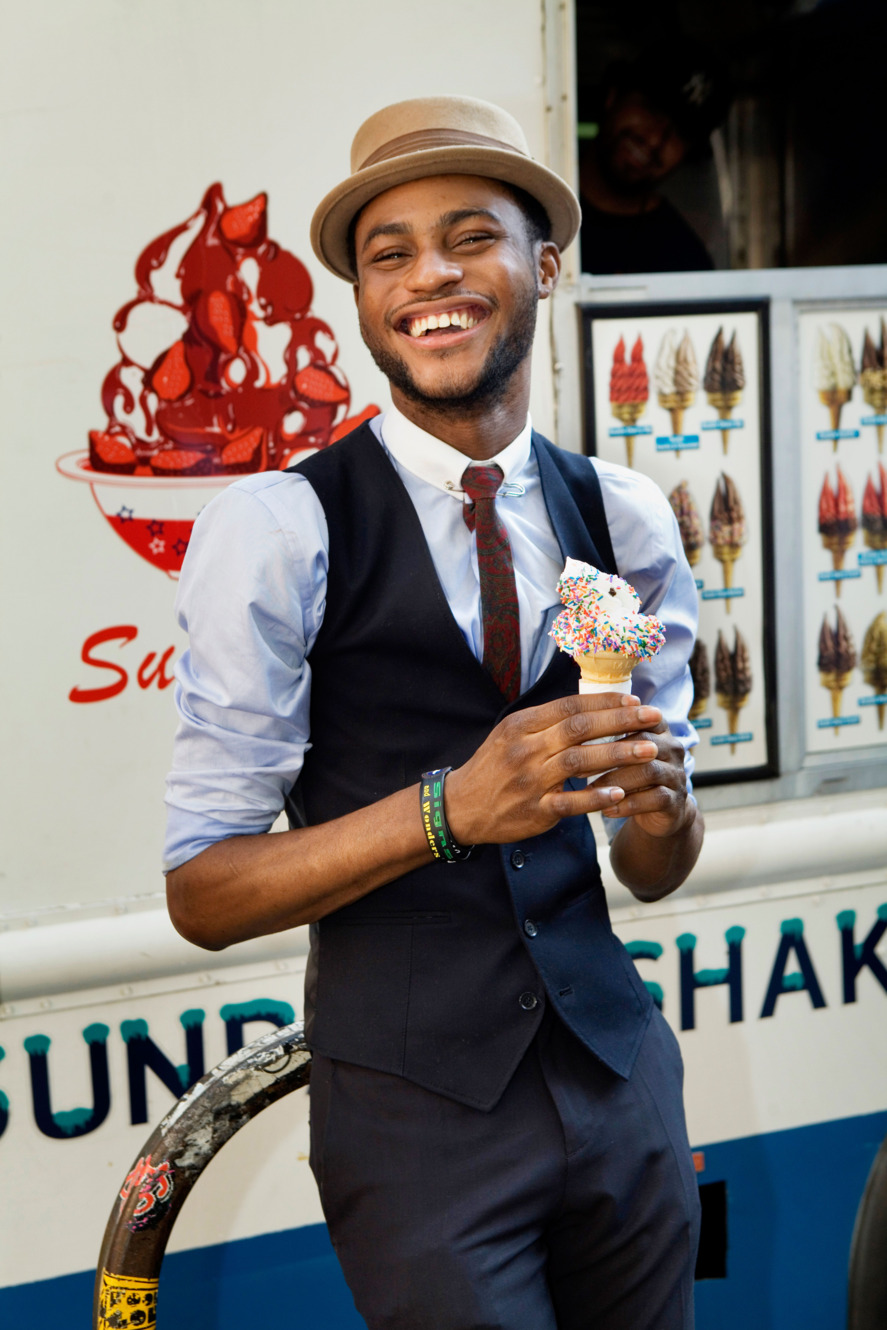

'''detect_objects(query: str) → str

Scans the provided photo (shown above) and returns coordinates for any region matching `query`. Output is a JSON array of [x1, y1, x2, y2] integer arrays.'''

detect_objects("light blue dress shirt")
[[164, 408, 698, 872]]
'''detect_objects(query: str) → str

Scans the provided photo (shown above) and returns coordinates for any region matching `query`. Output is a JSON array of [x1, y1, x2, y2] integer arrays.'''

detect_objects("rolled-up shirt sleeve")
[[163, 471, 328, 873], [593, 458, 699, 841]]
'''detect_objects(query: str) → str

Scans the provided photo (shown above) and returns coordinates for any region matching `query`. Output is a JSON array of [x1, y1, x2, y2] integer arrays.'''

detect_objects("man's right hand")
[[444, 693, 661, 846]]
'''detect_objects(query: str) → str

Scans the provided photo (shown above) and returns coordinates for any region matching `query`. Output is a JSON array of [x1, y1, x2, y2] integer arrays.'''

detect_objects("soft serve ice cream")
[[550, 559, 666, 694]]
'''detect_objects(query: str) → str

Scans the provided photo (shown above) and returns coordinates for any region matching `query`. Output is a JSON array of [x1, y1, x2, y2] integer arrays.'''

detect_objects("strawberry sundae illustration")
[[59, 183, 377, 576]]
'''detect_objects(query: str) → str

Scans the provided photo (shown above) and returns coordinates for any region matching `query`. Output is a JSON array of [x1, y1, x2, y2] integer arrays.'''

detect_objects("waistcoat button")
[[511, 849, 526, 869], [524, 919, 538, 937], [519, 991, 538, 1010]]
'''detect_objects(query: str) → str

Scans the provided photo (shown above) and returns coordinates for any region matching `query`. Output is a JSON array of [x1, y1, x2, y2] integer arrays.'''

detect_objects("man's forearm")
[[608, 801, 704, 902], [167, 694, 660, 951], [167, 784, 432, 950]]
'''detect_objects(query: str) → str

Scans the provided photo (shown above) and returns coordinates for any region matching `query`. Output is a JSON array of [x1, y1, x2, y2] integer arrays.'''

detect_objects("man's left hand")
[[596, 717, 703, 902], [596, 716, 693, 839]]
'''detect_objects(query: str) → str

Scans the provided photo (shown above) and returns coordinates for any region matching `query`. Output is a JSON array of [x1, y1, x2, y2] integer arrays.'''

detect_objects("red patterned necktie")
[[461, 464, 521, 701]]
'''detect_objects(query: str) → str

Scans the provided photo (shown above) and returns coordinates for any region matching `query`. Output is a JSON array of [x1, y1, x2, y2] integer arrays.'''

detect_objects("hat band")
[[358, 127, 528, 171]]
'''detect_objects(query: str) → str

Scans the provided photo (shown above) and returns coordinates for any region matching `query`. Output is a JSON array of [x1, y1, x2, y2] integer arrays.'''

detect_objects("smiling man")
[[164, 97, 703, 1329]]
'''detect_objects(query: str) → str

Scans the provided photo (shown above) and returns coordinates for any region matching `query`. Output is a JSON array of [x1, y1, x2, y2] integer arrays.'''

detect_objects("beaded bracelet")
[[420, 768, 475, 863]]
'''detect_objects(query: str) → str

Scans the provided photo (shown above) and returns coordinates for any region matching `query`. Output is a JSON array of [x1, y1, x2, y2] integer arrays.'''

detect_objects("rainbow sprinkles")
[[550, 559, 666, 660]]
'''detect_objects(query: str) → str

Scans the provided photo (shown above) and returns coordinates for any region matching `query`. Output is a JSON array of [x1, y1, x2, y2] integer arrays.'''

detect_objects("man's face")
[[597, 90, 688, 192], [352, 175, 559, 415]]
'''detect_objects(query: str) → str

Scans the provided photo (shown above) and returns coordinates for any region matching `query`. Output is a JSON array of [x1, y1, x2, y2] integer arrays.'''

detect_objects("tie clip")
[[445, 481, 526, 497]]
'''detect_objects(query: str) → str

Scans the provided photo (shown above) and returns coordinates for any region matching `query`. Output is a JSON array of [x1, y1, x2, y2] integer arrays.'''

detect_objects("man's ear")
[[537, 242, 561, 299], [352, 282, 360, 306]]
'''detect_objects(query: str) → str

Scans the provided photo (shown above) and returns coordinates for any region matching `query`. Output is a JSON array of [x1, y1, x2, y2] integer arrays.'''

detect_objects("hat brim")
[[310, 145, 582, 281]]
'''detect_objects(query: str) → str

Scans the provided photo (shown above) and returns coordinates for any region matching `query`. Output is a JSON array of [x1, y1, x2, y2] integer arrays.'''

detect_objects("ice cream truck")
[[1, 1, 885, 1326]]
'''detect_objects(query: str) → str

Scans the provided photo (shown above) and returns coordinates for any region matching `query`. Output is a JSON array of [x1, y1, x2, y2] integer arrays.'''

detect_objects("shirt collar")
[[380, 403, 533, 497]]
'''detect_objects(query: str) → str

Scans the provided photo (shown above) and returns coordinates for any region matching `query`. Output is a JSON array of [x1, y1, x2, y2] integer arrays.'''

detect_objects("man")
[[579, 51, 728, 275], [165, 96, 703, 1329]]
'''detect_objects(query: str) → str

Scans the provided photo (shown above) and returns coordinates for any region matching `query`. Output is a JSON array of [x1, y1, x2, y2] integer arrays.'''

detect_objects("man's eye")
[[458, 232, 493, 246]]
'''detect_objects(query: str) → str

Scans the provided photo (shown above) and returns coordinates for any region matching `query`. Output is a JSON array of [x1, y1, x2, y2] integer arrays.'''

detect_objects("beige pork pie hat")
[[310, 94, 581, 281]]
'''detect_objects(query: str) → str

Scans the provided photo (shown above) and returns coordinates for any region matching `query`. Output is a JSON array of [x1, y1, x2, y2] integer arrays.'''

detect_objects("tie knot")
[[461, 464, 503, 502]]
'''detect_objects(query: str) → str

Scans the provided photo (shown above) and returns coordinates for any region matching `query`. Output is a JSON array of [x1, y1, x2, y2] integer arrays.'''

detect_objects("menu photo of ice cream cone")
[[861, 462, 887, 592], [814, 324, 857, 449], [860, 611, 887, 731], [817, 467, 858, 596], [688, 640, 711, 727], [714, 628, 752, 754], [608, 334, 651, 468], [653, 330, 699, 457], [703, 327, 746, 455], [706, 474, 747, 611], [859, 318, 887, 454], [668, 481, 704, 571], [816, 606, 858, 735]]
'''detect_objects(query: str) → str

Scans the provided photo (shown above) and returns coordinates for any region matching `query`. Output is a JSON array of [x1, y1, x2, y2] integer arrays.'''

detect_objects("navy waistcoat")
[[289, 424, 651, 1109]]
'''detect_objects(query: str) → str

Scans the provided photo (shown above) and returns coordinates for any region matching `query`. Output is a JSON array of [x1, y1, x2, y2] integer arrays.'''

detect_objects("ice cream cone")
[[575, 649, 634, 694], [819, 668, 853, 733], [878, 564, 885, 595], [706, 389, 743, 454], [818, 388, 852, 446], [688, 695, 708, 721], [610, 400, 646, 468], [877, 702, 885, 730], [715, 691, 747, 754], [658, 390, 695, 448], [712, 542, 741, 610]]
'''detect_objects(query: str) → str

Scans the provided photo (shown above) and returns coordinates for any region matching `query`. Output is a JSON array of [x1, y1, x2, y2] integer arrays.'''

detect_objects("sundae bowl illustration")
[[59, 183, 376, 577]]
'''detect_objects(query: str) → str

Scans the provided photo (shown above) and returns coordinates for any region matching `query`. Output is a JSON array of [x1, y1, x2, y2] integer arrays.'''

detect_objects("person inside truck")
[[579, 49, 729, 275], [164, 94, 704, 1329]]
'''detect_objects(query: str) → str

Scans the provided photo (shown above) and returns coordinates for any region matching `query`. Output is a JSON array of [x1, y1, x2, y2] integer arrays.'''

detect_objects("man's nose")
[[643, 114, 672, 160], [406, 243, 463, 291]]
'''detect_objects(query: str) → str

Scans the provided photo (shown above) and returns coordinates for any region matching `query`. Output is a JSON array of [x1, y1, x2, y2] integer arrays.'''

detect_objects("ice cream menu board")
[[798, 308, 887, 755], [581, 302, 775, 784]]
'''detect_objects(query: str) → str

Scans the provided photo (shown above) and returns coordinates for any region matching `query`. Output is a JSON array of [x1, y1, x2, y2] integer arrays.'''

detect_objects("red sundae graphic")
[[59, 184, 377, 576]]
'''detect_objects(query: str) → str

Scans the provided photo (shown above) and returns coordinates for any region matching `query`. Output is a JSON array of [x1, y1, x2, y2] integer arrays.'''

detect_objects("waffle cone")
[[611, 400, 646, 469], [575, 650, 635, 690], [707, 388, 742, 448], [706, 390, 743, 413], [712, 543, 741, 609], [611, 400, 646, 426], [659, 390, 695, 444], [821, 532, 853, 593], [716, 691, 748, 754], [819, 670, 852, 731], [818, 388, 851, 445]]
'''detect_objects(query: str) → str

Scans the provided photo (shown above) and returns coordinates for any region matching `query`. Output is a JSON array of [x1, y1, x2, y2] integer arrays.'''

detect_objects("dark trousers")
[[309, 1007, 700, 1329]]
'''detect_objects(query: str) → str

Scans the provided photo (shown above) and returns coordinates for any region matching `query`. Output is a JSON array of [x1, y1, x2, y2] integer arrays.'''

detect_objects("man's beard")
[[359, 285, 538, 415]]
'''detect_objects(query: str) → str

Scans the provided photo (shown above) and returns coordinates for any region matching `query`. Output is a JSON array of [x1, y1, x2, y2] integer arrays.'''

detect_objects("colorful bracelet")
[[420, 768, 475, 863]]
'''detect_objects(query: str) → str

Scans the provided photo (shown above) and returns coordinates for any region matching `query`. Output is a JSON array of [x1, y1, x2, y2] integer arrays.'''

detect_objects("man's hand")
[[596, 713, 703, 902], [596, 714, 693, 840], [444, 692, 662, 846]]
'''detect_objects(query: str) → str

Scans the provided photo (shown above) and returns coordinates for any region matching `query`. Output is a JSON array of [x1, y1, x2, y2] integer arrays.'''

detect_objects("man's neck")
[[389, 383, 531, 461]]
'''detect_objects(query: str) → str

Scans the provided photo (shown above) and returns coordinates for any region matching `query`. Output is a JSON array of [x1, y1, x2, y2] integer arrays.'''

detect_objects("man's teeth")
[[405, 310, 480, 338]]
